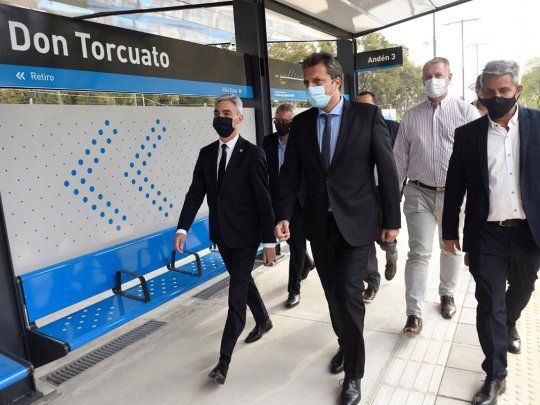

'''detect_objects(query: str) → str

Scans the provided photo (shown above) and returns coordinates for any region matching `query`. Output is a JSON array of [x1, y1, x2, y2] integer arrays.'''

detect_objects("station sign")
[[0, 5, 253, 97], [356, 46, 403, 73]]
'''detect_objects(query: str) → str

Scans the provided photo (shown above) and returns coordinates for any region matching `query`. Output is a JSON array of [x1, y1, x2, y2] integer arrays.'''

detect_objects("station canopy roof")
[[0, 0, 470, 44]]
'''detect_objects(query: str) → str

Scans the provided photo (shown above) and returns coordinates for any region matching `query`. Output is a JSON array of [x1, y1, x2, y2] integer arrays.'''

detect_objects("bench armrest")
[[112, 270, 150, 303], [167, 250, 202, 278]]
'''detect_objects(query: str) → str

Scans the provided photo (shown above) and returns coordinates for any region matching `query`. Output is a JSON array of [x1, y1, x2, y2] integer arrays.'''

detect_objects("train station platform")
[[32, 215, 539, 405]]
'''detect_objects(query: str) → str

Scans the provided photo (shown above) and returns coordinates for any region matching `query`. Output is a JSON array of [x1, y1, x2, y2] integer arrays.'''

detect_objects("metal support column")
[[233, 0, 272, 145], [337, 39, 357, 101]]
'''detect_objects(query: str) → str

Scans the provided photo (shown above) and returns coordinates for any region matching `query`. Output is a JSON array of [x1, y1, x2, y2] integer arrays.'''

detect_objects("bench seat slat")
[[0, 354, 30, 391], [19, 219, 210, 323], [36, 251, 226, 350]]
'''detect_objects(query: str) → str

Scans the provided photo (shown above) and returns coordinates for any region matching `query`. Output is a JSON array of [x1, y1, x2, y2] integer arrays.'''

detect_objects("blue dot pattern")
[[65, 120, 127, 231], [124, 119, 172, 218], [63, 117, 174, 233]]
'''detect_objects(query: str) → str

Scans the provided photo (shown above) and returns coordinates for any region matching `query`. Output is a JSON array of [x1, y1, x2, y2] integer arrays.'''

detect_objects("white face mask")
[[424, 78, 448, 98]]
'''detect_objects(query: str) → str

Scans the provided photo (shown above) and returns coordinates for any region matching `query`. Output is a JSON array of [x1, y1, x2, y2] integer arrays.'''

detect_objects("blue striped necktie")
[[321, 114, 333, 171]]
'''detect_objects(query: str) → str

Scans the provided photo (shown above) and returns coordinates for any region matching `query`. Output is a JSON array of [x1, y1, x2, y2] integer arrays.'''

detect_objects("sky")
[[378, 0, 540, 102]]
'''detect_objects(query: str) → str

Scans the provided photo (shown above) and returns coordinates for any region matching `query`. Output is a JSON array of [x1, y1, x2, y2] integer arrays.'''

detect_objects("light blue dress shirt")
[[317, 96, 344, 163], [278, 136, 287, 172]]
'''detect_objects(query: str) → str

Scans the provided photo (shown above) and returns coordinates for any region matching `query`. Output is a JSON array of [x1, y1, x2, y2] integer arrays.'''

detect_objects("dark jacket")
[[442, 106, 540, 251], [385, 119, 400, 146], [277, 99, 401, 247], [262, 132, 305, 214], [177, 135, 275, 248]]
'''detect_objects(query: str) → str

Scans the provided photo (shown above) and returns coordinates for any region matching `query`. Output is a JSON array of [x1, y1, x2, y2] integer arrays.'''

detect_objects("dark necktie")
[[321, 114, 332, 172], [218, 144, 227, 188]]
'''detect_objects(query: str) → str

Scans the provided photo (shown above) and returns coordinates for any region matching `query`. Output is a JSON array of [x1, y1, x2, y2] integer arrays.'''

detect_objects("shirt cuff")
[[176, 229, 187, 235], [262, 243, 275, 248]]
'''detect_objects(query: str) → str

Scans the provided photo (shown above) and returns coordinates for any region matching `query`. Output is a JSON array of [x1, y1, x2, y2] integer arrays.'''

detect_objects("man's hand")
[[174, 233, 186, 253], [380, 229, 399, 243], [275, 220, 291, 241], [263, 246, 276, 265], [443, 239, 461, 255]]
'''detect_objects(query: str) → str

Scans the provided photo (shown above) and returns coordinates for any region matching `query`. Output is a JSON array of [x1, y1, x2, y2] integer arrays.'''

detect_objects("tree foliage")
[[521, 57, 540, 109], [267, 41, 336, 63]]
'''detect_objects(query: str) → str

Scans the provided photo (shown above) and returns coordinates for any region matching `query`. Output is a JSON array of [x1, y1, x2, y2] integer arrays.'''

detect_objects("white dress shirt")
[[177, 134, 274, 247], [393, 96, 480, 188], [487, 107, 526, 221]]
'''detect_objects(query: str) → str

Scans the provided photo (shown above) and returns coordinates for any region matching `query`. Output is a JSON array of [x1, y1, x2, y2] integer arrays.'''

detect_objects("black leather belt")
[[410, 180, 445, 192], [488, 219, 527, 227]]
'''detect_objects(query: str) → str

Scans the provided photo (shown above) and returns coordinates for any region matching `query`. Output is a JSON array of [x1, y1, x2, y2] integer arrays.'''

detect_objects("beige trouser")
[[403, 182, 463, 317]]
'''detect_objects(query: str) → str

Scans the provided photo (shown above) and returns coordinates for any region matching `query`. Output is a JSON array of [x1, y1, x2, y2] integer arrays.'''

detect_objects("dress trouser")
[[218, 243, 269, 362], [311, 214, 371, 379], [403, 182, 463, 317], [364, 187, 398, 290], [469, 223, 540, 379], [365, 239, 398, 291], [287, 201, 312, 295]]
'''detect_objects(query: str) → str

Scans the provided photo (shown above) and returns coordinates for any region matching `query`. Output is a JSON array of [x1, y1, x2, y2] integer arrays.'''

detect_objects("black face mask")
[[213, 116, 235, 137], [483, 92, 519, 119], [275, 121, 291, 136]]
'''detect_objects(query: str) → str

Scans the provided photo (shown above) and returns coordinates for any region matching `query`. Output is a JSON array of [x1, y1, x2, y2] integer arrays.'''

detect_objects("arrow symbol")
[[16, 72, 25, 80]]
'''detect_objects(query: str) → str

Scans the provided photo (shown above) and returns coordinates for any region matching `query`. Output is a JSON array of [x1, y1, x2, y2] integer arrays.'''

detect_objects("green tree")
[[267, 41, 336, 63], [521, 57, 540, 109], [357, 33, 424, 115]]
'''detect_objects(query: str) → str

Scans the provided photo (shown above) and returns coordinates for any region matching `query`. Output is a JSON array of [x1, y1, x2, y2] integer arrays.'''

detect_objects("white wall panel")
[[0, 105, 256, 275]]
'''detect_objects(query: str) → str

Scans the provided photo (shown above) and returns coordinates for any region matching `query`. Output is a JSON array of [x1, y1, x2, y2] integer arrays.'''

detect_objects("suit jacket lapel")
[[478, 116, 490, 194], [221, 136, 244, 188], [329, 99, 352, 173], [518, 106, 530, 192], [209, 141, 219, 191], [306, 108, 325, 171]]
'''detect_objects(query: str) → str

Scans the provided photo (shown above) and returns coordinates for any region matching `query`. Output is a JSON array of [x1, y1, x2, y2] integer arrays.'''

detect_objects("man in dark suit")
[[443, 60, 540, 405], [355, 91, 400, 302], [276, 53, 401, 405], [263, 103, 315, 309], [174, 94, 276, 385]]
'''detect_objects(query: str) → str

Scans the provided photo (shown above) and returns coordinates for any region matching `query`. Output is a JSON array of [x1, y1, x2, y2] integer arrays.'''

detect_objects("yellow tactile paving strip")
[[501, 287, 540, 405]]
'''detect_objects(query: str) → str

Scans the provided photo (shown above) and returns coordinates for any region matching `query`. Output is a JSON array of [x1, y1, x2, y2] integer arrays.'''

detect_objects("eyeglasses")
[[273, 119, 292, 124]]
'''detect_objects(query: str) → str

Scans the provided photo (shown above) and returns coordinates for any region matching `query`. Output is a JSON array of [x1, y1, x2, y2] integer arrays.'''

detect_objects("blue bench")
[[18, 217, 228, 367], [0, 351, 33, 392]]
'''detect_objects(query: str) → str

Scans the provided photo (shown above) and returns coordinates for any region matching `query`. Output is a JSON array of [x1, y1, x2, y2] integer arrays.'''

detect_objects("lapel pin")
[[239, 148, 243, 153]]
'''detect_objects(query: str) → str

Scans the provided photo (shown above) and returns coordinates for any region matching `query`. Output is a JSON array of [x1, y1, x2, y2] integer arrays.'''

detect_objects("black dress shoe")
[[362, 287, 377, 302], [403, 315, 423, 336], [340, 377, 361, 405], [507, 326, 521, 354], [208, 360, 229, 385], [440, 295, 456, 319], [245, 318, 273, 343], [330, 347, 344, 374], [472, 377, 506, 405], [384, 261, 397, 281], [301, 259, 315, 280], [285, 293, 300, 308]]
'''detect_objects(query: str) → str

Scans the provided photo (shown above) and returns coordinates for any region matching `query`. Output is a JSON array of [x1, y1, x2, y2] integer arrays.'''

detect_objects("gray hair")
[[475, 74, 482, 92], [423, 57, 451, 74], [302, 52, 344, 88], [275, 103, 295, 116], [481, 60, 521, 88], [215, 94, 243, 115]]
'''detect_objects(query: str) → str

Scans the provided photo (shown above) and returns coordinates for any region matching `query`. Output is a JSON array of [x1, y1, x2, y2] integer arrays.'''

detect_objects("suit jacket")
[[262, 132, 306, 214], [277, 99, 401, 247], [385, 119, 400, 146], [177, 135, 275, 249], [442, 106, 540, 252]]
